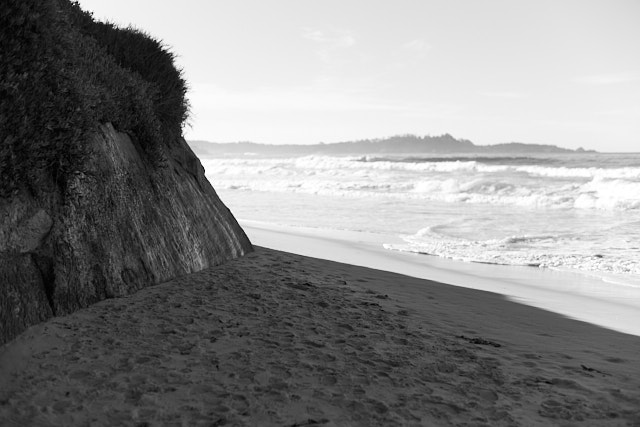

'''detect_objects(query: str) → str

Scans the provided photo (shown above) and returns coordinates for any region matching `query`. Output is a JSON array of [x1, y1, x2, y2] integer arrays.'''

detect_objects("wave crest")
[[201, 155, 640, 211]]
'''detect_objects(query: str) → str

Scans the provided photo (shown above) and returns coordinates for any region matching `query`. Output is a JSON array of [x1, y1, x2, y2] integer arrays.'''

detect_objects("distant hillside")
[[189, 134, 593, 157]]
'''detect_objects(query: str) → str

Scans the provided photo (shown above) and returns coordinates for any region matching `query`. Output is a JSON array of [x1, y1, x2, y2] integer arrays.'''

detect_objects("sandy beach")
[[3, 1, 639, 426], [1, 245, 639, 426], [242, 220, 640, 337]]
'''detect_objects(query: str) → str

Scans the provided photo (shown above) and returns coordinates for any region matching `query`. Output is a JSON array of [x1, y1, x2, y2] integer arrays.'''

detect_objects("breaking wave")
[[206, 152, 640, 283], [384, 226, 640, 278], [202, 155, 640, 211]]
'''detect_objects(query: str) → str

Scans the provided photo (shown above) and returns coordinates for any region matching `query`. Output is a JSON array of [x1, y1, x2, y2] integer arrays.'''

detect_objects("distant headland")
[[189, 134, 596, 157]]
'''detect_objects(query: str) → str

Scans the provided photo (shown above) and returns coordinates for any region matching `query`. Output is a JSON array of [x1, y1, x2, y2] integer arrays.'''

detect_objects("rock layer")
[[0, 123, 252, 344]]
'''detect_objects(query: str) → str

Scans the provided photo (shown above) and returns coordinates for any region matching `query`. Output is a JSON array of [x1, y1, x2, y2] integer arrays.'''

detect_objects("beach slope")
[[1, 247, 639, 426]]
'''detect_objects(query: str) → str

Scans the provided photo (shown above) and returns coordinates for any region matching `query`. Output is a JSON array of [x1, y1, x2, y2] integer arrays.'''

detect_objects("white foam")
[[575, 177, 640, 210], [202, 156, 640, 212], [385, 227, 640, 280], [516, 165, 640, 180]]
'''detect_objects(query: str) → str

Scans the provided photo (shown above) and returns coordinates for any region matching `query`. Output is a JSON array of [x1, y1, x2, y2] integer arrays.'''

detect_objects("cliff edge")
[[0, 0, 252, 344]]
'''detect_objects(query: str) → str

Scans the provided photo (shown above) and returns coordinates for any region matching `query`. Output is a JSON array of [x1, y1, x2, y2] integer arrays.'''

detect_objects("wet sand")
[[1, 247, 639, 426]]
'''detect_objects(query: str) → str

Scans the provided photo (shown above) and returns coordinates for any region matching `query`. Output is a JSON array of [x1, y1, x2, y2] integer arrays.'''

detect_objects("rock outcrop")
[[0, 123, 252, 345]]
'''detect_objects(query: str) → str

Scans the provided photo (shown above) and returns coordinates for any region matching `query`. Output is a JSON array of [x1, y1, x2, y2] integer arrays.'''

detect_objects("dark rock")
[[0, 123, 252, 345], [0, 254, 54, 340]]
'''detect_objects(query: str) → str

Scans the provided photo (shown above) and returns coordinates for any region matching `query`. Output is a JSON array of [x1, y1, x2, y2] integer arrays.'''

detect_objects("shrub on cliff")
[[0, 0, 189, 196], [62, 2, 189, 140]]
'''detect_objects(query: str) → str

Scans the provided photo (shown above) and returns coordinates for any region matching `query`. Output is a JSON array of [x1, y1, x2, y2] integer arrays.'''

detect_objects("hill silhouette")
[[189, 134, 593, 157]]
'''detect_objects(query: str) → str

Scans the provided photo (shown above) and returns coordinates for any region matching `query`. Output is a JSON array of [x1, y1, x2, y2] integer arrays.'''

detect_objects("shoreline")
[[240, 220, 640, 337], [2, 246, 639, 425]]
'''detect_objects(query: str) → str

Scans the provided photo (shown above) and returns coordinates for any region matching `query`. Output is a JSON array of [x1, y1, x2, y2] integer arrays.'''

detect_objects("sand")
[[1, 247, 640, 426], [241, 220, 640, 337]]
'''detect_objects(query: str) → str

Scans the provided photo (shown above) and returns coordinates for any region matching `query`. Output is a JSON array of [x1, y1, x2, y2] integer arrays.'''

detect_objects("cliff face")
[[0, 123, 252, 345]]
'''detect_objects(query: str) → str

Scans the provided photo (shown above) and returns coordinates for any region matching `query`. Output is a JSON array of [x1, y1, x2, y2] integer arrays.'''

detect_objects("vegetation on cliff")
[[0, 0, 189, 195]]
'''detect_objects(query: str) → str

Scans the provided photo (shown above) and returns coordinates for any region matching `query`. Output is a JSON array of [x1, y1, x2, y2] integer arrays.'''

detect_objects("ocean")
[[200, 152, 640, 289]]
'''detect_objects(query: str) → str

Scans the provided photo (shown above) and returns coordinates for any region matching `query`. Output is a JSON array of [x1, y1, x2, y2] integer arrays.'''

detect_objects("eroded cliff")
[[0, 124, 252, 345], [1, 0, 253, 344]]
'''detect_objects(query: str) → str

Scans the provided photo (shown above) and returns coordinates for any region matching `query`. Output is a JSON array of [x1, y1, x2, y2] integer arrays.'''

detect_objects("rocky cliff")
[[0, 123, 253, 345], [1, 0, 253, 345]]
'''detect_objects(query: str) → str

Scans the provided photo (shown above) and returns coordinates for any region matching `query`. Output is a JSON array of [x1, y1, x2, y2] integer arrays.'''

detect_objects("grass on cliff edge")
[[0, 0, 190, 196]]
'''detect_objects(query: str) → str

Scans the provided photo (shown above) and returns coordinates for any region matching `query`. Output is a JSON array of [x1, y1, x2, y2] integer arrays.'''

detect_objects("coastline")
[[240, 220, 640, 337], [2, 246, 639, 425]]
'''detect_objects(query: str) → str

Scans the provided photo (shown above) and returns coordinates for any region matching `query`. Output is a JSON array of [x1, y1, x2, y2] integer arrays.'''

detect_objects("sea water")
[[200, 152, 640, 289]]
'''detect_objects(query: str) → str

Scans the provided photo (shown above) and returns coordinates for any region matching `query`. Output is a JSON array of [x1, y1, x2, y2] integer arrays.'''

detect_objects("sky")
[[76, 0, 640, 152]]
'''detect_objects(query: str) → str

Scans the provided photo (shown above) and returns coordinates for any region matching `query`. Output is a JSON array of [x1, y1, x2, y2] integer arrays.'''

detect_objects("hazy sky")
[[76, 0, 640, 151]]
